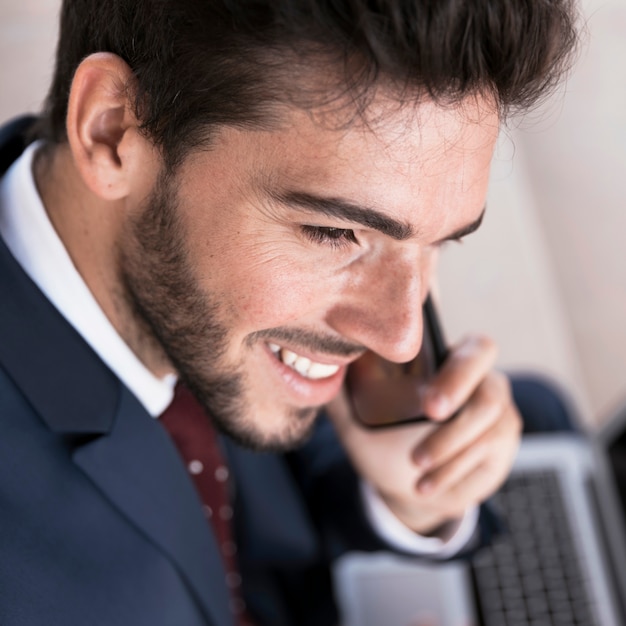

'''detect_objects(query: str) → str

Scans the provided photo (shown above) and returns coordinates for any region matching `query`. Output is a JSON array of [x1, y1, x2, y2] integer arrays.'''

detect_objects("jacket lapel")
[[74, 389, 233, 626]]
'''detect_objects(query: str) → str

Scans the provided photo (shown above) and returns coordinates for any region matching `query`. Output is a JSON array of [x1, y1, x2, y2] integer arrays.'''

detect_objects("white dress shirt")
[[0, 140, 478, 557]]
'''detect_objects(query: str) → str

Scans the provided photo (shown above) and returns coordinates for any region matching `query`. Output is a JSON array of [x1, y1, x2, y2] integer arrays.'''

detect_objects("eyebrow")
[[273, 189, 486, 243], [274, 190, 413, 240], [437, 208, 486, 244]]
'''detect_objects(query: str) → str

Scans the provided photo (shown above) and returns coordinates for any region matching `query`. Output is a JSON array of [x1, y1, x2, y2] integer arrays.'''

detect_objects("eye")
[[301, 225, 358, 249], [437, 235, 465, 249]]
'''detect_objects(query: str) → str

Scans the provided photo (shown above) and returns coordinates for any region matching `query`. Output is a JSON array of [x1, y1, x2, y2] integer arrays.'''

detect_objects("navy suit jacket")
[[0, 117, 498, 626]]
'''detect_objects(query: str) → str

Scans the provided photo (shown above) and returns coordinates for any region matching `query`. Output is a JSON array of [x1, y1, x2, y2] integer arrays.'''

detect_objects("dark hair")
[[37, 0, 579, 166]]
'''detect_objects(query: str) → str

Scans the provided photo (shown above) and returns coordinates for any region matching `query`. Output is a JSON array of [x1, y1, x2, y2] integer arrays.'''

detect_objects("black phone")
[[346, 294, 449, 429]]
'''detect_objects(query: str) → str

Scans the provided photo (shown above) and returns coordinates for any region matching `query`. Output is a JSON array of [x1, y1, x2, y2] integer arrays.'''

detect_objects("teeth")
[[293, 356, 312, 376], [270, 344, 341, 380], [307, 362, 341, 379], [281, 349, 298, 366]]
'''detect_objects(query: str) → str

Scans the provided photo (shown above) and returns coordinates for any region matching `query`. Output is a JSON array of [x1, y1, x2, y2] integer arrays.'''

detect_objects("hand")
[[326, 334, 522, 535]]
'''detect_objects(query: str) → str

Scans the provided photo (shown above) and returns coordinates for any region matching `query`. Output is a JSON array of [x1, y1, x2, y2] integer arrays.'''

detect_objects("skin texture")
[[35, 53, 521, 534]]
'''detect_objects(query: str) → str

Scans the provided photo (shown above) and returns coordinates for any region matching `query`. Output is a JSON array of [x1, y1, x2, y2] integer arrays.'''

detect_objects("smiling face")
[[118, 96, 499, 450]]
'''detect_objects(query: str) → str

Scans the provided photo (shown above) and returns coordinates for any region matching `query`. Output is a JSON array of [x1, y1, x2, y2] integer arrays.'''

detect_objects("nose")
[[328, 247, 433, 363]]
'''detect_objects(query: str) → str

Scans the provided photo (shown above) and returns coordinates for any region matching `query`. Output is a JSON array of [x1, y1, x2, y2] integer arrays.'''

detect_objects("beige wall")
[[521, 0, 626, 422], [2, 0, 625, 426], [0, 0, 58, 122]]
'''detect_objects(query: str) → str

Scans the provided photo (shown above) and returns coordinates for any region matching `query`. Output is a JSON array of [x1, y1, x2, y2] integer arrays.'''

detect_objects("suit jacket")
[[0, 117, 498, 626]]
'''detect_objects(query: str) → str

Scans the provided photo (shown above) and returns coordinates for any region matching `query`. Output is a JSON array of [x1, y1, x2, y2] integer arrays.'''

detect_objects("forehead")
[[277, 95, 498, 180], [185, 95, 499, 236]]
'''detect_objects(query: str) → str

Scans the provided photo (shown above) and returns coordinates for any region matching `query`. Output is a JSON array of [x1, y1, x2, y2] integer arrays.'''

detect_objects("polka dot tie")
[[159, 383, 255, 625]]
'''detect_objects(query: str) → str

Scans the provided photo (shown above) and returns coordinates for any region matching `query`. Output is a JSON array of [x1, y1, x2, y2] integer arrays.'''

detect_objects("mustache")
[[248, 327, 365, 359]]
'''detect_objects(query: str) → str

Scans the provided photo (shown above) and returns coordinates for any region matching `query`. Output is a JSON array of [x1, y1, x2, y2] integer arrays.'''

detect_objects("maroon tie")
[[159, 383, 254, 625]]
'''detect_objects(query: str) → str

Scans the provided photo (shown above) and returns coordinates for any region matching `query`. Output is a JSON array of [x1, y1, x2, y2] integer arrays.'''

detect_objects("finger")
[[416, 402, 520, 495], [423, 334, 498, 420], [416, 425, 492, 496], [446, 456, 513, 510], [441, 418, 521, 509], [412, 371, 511, 470]]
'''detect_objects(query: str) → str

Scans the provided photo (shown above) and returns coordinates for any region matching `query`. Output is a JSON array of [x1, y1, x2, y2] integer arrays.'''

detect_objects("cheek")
[[200, 237, 338, 329]]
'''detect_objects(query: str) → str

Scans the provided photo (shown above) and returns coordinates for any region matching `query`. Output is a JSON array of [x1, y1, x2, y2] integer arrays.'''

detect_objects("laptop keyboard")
[[472, 470, 597, 626]]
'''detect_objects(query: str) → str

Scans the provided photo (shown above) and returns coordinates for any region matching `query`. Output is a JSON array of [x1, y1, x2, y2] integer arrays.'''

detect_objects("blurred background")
[[1, 0, 625, 428]]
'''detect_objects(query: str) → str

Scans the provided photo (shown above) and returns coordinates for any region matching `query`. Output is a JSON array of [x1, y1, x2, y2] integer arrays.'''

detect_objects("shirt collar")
[[0, 141, 175, 417]]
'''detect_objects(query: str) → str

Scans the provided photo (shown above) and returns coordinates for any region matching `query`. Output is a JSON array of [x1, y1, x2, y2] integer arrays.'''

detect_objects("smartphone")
[[346, 294, 449, 429]]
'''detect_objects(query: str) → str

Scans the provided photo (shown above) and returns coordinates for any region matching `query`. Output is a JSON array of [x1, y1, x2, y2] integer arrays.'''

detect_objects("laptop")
[[334, 402, 626, 626]]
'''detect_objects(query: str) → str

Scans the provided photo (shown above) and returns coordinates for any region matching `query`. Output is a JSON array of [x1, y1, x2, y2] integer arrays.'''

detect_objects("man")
[[0, 1, 578, 624]]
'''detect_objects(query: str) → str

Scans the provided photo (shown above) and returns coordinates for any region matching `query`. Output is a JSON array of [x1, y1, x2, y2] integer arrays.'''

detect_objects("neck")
[[33, 144, 176, 378]]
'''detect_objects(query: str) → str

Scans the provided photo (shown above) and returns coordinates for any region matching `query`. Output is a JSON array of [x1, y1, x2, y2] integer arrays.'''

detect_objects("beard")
[[116, 169, 318, 452]]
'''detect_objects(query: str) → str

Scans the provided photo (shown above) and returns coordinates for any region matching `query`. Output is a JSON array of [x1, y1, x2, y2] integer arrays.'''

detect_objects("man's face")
[[119, 97, 499, 450]]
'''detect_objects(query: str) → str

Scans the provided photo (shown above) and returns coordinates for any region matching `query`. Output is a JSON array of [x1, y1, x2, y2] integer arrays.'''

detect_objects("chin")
[[216, 405, 320, 453]]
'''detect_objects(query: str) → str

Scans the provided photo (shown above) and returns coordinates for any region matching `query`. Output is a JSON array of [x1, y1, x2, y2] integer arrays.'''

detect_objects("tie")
[[159, 383, 254, 625]]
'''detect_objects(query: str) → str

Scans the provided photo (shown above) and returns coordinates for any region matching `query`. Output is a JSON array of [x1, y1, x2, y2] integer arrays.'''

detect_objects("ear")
[[66, 52, 151, 201]]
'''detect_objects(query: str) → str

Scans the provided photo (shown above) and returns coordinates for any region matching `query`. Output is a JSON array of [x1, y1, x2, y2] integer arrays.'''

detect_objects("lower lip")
[[264, 345, 346, 405]]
